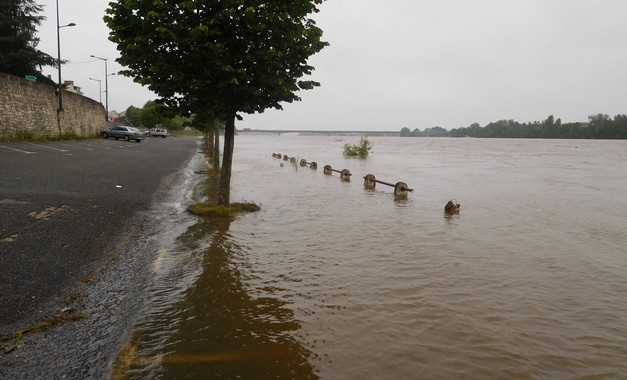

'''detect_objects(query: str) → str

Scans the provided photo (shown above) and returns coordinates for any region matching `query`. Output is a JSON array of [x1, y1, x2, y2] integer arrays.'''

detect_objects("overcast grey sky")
[[38, 0, 627, 131]]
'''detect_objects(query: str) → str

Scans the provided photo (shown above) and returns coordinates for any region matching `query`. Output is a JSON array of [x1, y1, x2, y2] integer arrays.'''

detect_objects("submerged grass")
[[0, 243, 127, 355], [1, 310, 86, 354], [194, 167, 221, 175], [187, 202, 261, 217]]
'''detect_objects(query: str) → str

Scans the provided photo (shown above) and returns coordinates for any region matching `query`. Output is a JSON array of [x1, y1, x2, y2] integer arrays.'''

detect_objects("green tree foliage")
[[401, 114, 627, 139], [343, 137, 373, 158], [0, 0, 56, 84], [400, 126, 449, 137], [124, 105, 142, 127], [125, 101, 191, 130], [139, 100, 169, 129], [105, 0, 327, 205]]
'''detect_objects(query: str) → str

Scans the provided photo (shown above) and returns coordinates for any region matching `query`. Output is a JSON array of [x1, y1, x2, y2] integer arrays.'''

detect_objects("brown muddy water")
[[112, 136, 627, 379]]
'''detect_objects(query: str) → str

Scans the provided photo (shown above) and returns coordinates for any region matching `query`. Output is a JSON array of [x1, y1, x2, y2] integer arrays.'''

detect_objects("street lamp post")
[[56, 0, 75, 112], [90, 55, 108, 120], [89, 77, 102, 104]]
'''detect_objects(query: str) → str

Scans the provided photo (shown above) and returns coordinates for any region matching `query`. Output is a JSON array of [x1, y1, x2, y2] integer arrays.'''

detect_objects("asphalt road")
[[0, 136, 200, 335]]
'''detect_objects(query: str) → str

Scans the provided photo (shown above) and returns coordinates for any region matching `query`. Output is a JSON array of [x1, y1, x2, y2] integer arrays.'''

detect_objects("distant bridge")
[[238, 129, 399, 136]]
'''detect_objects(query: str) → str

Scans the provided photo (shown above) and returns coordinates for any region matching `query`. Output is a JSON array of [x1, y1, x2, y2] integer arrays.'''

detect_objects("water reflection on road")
[[113, 173, 317, 379]]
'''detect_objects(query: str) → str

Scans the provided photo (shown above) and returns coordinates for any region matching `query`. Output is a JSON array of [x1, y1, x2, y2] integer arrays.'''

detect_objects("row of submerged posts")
[[270, 152, 460, 214]]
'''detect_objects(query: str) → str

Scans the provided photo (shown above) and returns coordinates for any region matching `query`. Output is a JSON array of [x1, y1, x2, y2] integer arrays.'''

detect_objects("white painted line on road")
[[0, 199, 31, 204], [0, 144, 36, 154], [54, 142, 93, 150], [80, 141, 112, 149], [74, 142, 102, 149], [23, 142, 69, 152]]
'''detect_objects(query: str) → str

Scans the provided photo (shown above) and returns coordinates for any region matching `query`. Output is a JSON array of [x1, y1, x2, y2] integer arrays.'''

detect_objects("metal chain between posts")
[[363, 174, 413, 197], [269, 153, 460, 206], [323, 165, 351, 181]]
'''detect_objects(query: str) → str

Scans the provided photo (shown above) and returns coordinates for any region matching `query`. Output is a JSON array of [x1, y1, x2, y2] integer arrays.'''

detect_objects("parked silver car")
[[146, 127, 168, 138], [101, 126, 145, 142]]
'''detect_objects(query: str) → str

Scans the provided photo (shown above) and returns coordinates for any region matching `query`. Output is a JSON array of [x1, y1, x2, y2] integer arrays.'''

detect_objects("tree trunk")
[[205, 127, 213, 157], [213, 117, 220, 169], [217, 113, 235, 206]]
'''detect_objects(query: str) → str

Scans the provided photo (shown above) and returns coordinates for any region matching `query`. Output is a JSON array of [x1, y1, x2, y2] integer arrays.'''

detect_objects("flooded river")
[[112, 136, 627, 379]]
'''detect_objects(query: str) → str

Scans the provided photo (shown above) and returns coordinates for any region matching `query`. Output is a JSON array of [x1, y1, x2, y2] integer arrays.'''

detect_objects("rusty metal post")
[[283, 154, 289, 161], [364, 175, 413, 195], [394, 182, 414, 198], [299, 158, 307, 167], [363, 174, 376, 190], [444, 200, 461, 215], [323, 165, 333, 175], [309, 161, 317, 170], [290, 157, 296, 163], [340, 169, 351, 181]]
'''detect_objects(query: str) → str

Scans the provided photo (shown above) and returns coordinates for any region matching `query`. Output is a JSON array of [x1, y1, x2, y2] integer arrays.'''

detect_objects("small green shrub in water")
[[343, 137, 373, 158]]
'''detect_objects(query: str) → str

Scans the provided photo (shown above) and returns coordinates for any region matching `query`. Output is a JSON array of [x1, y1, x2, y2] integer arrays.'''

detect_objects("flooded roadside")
[[0, 145, 207, 380], [7, 136, 625, 379], [112, 153, 317, 379], [109, 136, 627, 379]]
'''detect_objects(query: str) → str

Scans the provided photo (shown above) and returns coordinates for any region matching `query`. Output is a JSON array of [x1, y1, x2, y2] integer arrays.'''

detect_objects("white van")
[[147, 127, 167, 138]]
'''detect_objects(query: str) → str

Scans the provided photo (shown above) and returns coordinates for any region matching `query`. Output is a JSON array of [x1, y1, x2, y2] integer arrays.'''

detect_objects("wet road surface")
[[0, 136, 200, 378]]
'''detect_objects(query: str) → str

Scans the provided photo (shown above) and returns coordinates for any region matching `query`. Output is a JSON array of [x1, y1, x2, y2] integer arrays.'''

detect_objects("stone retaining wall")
[[0, 73, 106, 139]]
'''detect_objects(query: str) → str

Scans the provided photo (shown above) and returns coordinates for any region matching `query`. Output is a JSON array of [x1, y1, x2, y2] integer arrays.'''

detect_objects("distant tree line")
[[124, 101, 192, 131], [400, 126, 449, 137], [400, 114, 627, 139]]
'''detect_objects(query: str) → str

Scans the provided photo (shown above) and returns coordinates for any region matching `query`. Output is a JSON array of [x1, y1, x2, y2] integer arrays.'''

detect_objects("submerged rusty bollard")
[[299, 159, 308, 167], [394, 182, 413, 198], [272, 153, 276, 158], [283, 154, 289, 161], [363, 174, 376, 190], [340, 169, 352, 181], [308, 161, 318, 170], [363, 174, 413, 197], [444, 200, 461, 215], [290, 157, 296, 163], [324, 165, 351, 180]]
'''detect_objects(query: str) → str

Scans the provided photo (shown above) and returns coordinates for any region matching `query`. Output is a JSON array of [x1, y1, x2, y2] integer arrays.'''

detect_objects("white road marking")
[[0, 144, 36, 154], [23, 142, 69, 152]]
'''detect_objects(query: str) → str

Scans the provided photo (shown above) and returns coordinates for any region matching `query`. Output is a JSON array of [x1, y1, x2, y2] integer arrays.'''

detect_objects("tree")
[[0, 0, 56, 83], [140, 100, 169, 129], [124, 105, 142, 127], [125, 102, 191, 130], [193, 110, 222, 169], [105, 0, 327, 205], [588, 113, 614, 139], [613, 114, 627, 139]]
